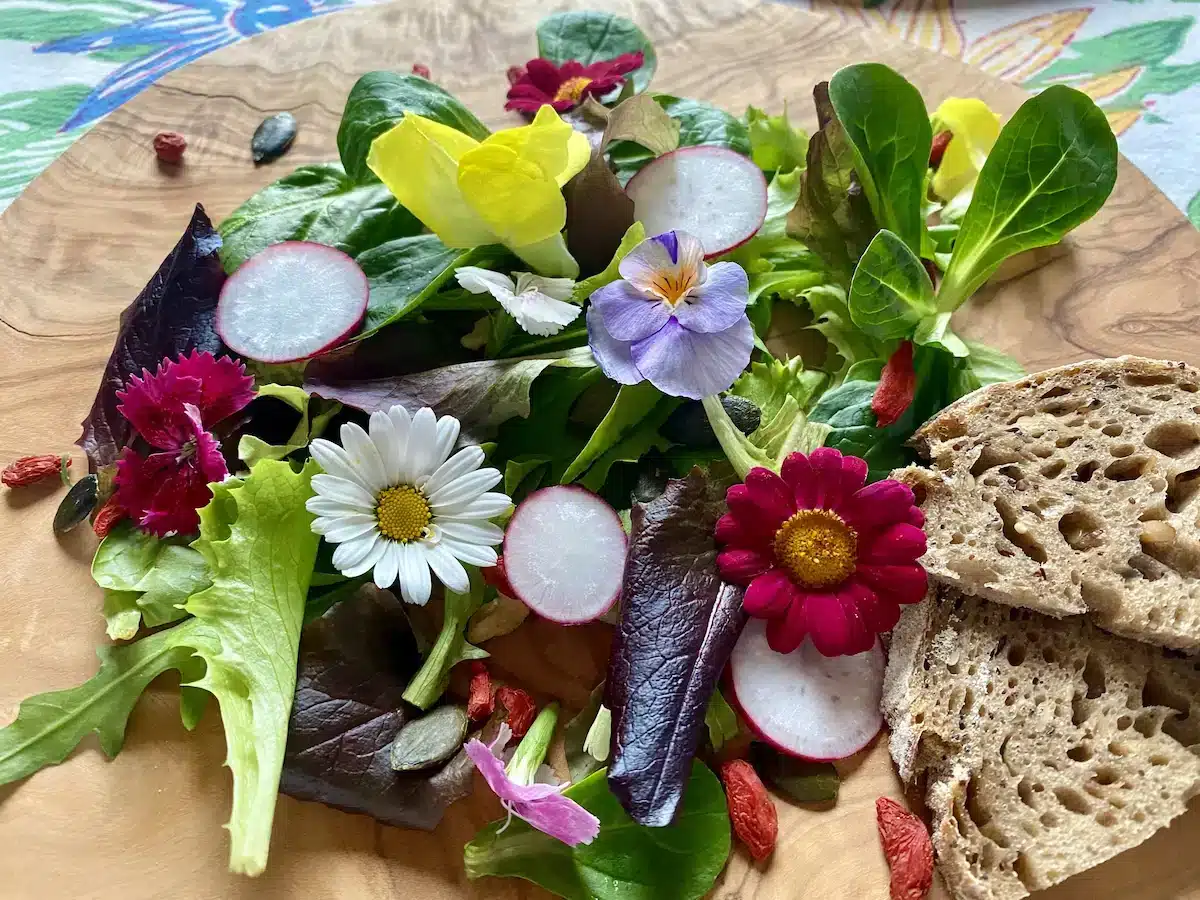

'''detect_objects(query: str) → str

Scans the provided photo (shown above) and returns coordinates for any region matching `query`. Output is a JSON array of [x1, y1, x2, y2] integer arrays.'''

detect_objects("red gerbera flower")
[[716, 448, 927, 658], [113, 351, 254, 537], [505, 52, 644, 114]]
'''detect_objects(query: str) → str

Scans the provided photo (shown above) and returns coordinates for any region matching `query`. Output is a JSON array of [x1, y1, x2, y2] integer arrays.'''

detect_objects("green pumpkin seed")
[[251, 112, 297, 164], [389, 705, 469, 771], [53, 474, 98, 534]]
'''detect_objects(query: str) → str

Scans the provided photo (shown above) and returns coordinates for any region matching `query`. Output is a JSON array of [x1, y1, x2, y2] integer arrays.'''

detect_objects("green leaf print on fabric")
[[0, 85, 92, 209]]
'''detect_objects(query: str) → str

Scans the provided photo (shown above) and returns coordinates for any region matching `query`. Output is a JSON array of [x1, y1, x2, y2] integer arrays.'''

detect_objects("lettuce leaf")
[[237, 383, 340, 466]]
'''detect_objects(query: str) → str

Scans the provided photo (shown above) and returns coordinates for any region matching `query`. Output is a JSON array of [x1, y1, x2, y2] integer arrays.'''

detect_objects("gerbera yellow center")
[[553, 76, 593, 103], [376, 485, 431, 543], [773, 508, 858, 588]]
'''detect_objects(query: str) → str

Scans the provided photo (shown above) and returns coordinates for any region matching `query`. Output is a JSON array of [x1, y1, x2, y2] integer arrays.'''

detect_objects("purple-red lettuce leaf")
[[280, 584, 474, 830], [604, 468, 746, 826], [78, 204, 226, 471]]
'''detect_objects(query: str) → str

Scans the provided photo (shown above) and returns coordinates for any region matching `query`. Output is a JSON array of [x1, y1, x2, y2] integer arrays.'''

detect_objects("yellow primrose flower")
[[930, 97, 1001, 204], [367, 105, 590, 277]]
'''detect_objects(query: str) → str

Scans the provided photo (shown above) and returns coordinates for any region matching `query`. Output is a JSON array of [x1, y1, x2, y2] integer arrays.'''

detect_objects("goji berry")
[[876, 797, 934, 900], [481, 556, 517, 598], [929, 130, 953, 170], [3, 454, 68, 488], [153, 131, 187, 164], [467, 661, 495, 722], [872, 341, 916, 428], [92, 495, 127, 538], [495, 686, 536, 738], [411, 63, 431, 79], [721, 758, 777, 862]]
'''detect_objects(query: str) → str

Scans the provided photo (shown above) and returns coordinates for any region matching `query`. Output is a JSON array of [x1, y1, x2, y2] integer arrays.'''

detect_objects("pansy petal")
[[586, 305, 642, 386], [428, 466, 502, 509], [590, 279, 672, 342], [862, 523, 927, 564], [455, 266, 517, 297], [744, 467, 797, 528], [443, 537, 498, 568], [311, 474, 377, 511], [840, 479, 916, 531], [631, 316, 753, 400], [716, 548, 773, 584], [765, 600, 809, 655], [742, 568, 797, 618], [425, 542, 471, 595], [617, 231, 704, 295], [671, 262, 749, 334]]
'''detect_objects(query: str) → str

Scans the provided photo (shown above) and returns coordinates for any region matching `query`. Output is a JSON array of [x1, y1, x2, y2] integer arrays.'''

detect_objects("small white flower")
[[306, 405, 510, 606], [455, 266, 582, 337]]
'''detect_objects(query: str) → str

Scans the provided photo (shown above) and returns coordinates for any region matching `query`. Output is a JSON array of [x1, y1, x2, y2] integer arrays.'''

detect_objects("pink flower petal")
[[715, 511, 757, 547], [171, 351, 255, 426], [743, 467, 797, 529], [852, 580, 903, 634], [765, 599, 808, 654], [116, 367, 203, 450], [725, 483, 784, 540], [718, 548, 773, 585], [840, 480, 916, 531], [856, 564, 928, 606], [780, 451, 817, 509], [907, 507, 925, 528], [743, 568, 796, 618], [835, 584, 875, 656], [838, 454, 869, 502], [808, 447, 848, 509], [521, 57, 563, 94], [805, 591, 854, 657], [861, 523, 927, 565]]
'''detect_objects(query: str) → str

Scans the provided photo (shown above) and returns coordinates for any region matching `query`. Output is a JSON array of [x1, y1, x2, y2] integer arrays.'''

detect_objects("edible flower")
[[114, 351, 254, 537], [505, 52, 645, 114], [586, 230, 753, 400], [466, 706, 600, 847], [715, 448, 927, 657], [367, 106, 590, 277], [306, 405, 510, 606], [929, 97, 1001, 218], [454, 267, 581, 336]]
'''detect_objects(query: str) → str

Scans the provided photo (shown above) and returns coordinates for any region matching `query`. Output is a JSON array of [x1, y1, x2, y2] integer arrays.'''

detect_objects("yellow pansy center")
[[376, 485, 431, 543], [773, 509, 857, 588], [553, 76, 593, 103], [649, 270, 698, 306]]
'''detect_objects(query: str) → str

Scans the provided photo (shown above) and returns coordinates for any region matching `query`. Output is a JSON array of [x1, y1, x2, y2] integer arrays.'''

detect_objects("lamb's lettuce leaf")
[[847, 229, 936, 342]]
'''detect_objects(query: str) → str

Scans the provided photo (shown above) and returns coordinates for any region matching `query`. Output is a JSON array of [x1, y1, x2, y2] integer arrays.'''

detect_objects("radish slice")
[[625, 146, 768, 258], [729, 619, 884, 761], [217, 241, 368, 363], [503, 486, 626, 625]]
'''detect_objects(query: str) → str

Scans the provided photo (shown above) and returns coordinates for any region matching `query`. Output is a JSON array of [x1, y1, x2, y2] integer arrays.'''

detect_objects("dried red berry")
[[721, 758, 778, 862], [921, 258, 940, 289], [495, 685, 536, 738], [92, 495, 127, 538], [411, 63, 431, 79], [481, 556, 517, 598], [153, 131, 187, 164], [467, 661, 495, 722], [929, 130, 952, 170], [872, 340, 916, 428], [3, 454, 69, 488], [876, 797, 934, 900]]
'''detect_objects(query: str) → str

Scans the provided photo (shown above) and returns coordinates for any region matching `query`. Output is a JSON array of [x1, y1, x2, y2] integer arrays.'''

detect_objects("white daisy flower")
[[306, 405, 510, 605], [454, 266, 582, 337]]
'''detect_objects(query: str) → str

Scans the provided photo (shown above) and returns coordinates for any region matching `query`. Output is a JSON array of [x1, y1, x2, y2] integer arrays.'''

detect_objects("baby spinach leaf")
[[606, 469, 746, 826], [79, 205, 225, 471], [936, 85, 1117, 312], [610, 97, 750, 182], [464, 762, 730, 900], [337, 72, 490, 183], [536, 11, 657, 93], [848, 229, 936, 341], [828, 63, 931, 256], [217, 163, 421, 272]]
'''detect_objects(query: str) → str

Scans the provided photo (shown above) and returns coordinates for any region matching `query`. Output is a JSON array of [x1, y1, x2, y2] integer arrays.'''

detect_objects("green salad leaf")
[[936, 85, 1118, 312], [572, 222, 646, 303], [610, 97, 750, 182], [536, 11, 657, 93], [217, 163, 421, 273], [464, 762, 730, 900], [745, 105, 807, 174], [337, 72, 490, 183], [238, 383, 340, 466], [961, 339, 1026, 391], [847, 229, 936, 341], [704, 689, 739, 751], [561, 381, 664, 483], [827, 63, 932, 256]]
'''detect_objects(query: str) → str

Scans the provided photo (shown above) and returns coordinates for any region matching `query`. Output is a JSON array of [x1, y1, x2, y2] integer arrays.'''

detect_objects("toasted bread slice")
[[895, 356, 1200, 650], [883, 585, 1200, 900]]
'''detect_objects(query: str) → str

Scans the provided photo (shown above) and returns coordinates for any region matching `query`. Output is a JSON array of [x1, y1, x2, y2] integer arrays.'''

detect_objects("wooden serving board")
[[1, 1, 1198, 897]]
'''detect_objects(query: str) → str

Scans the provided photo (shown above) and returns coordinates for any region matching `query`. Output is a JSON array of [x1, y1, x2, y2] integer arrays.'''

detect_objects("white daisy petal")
[[311, 513, 374, 536], [309, 439, 373, 492], [340, 422, 389, 493], [455, 266, 516, 297], [343, 536, 389, 578], [387, 405, 412, 482], [432, 415, 461, 470], [442, 537, 499, 568], [332, 533, 380, 570], [373, 541, 401, 589], [407, 407, 440, 480], [370, 410, 403, 485], [425, 542, 471, 595], [434, 491, 513, 520], [428, 467, 502, 509], [423, 446, 485, 498], [307, 496, 371, 518], [398, 543, 432, 606], [324, 516, 380, 544], [312, 474, 377, 510], [437, 521, 504, 546]]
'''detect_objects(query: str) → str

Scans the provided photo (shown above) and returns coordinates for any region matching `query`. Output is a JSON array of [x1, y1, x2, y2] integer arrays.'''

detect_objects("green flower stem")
[[506, 703, 559, 787], [403, 570, 486, 710]]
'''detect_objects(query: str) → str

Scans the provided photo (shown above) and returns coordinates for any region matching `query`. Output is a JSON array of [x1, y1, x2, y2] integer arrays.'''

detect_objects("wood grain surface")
[[1, 1, 1198, 898]]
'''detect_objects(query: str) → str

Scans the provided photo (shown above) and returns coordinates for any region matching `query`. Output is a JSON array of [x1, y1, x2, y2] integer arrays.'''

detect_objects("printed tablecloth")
[[1, 0, 1198, 226]]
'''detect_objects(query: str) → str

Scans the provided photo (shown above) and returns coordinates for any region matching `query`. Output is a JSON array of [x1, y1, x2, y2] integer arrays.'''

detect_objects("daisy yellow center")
[[773, 508, 857, 589], [376, 485, 431, 543], [553, 76, 593, 103]]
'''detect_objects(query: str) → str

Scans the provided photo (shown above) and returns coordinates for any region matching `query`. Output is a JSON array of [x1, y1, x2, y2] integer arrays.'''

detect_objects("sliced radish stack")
[[217, 241, 369, 363], [625, 146, 768, 258], [503, 485, 626, 625], [729, 619, 885, 761]]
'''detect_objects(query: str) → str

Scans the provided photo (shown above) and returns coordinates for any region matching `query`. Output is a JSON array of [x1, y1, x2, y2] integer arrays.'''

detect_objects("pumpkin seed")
[[54, 474, 98, 533], [251, 112, 297, 164], [389, 705, 469, 771]]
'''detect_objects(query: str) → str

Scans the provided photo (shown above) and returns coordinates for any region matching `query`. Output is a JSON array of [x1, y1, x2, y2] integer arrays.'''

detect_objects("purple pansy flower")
[[465, 723, 600, 846], [586, 230, 753, 400]]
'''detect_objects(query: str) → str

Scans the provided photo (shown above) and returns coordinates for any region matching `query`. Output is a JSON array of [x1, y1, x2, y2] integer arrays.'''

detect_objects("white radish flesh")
[[625, 146, 768, 258], [503, 486, 627, 625], [729, 619, 884, 761], [217, 241, 368, 363]]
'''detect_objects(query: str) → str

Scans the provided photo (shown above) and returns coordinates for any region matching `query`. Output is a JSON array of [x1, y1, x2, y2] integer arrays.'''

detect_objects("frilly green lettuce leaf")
[[238, 383, 341, 466], [746, 105, 808, 174]]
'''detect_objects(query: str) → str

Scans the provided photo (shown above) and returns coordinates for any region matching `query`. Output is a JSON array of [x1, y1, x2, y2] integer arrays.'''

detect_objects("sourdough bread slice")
[[883, 585, 1200, 900], [895, 356, 1200, 650]]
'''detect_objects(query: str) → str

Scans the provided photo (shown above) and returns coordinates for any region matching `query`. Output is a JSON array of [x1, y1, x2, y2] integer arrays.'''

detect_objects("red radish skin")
[[503, 485, 627, 625], [625, 146, 768, 259], [728, 619, 885, 762], [216, 241, 369, 363]]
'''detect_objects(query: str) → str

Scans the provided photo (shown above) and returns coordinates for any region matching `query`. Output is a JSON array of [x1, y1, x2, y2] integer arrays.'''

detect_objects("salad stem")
[[506, 704, 559, 786]]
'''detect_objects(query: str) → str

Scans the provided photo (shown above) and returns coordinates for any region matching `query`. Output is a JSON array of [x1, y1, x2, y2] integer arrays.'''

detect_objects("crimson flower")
[[505, 52, 644, 114], [114, 351, 254, 537], [716, 448, 927, 658]]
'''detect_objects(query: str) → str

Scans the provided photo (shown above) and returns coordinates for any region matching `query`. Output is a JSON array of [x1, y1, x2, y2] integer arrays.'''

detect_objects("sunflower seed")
[[54, 474, 98, 533], [251, 112, 297, 164]]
